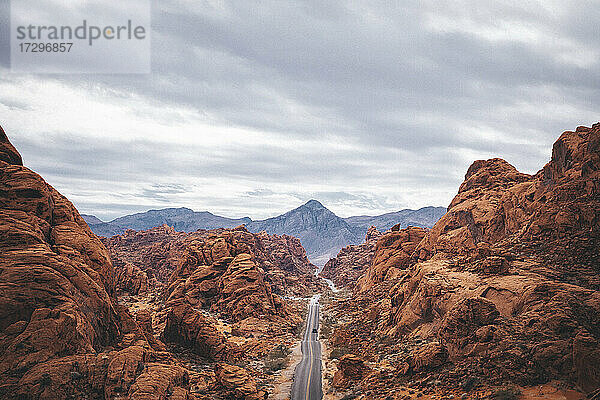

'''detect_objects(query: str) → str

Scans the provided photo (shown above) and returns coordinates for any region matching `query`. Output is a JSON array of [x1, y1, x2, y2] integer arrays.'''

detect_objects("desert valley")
[[0, 121, 598, 400]]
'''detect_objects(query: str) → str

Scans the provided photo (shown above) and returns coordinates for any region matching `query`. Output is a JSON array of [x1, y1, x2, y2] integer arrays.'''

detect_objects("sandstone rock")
[[357, 226, 426, 292], [104, 224, 323, 299], [0, 125, 22, 165], [573, 330, 600, 393], [481, 256, 509, 274], [439, 297, 500, 359], [0, 129, 120, 395], [117, 262, 150, 294], [216, 254, 279, 320], [214, 363, 266, 400], [320, 226, 382, 289], [411, 342, 448, 371], [333, 354, 371, 388], [327, 123, 600, 395], [162, 301, 235, 361], [0, 126, 192, 399]]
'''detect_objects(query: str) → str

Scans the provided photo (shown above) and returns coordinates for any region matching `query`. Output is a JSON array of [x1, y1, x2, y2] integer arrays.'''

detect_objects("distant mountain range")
[[246, 200, 361, 266], [343, 206, 446, 233], [82, 208, 250, 237], [82, 201, 446, 266]]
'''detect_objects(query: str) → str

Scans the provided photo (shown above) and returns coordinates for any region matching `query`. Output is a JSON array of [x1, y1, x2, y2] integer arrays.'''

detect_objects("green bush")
[[491, 386, 522, 400], [264, 344, 291, 372], [264, 358, 287, 372], [329, 346, 350, 360], [267, 344, 291, 360]]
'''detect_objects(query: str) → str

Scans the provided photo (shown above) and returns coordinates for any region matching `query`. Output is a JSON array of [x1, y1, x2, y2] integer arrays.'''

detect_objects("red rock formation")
[[0, 126, 193, 399], [102, 225, 188, 294], [333, 354, 372, 389], [104, 223, 308, 376], [214, 363, 266, 400], [326, 124, 600, 397], [0, 125, 22, 165], [163, 245, 301, 359], [357, 226, 426, 292], [162, 300, 236, 361], [320, 226, 382, 289], [104, 225, 323, 297]]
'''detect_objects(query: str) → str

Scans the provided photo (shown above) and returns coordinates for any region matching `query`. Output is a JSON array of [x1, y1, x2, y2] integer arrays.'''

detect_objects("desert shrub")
[[267, 344, 291, 360], [264, 358, 287, 372], [491, 386, 522, 400], [264, 344, 291, 372], [320, 321, 333, 338], [329, 345, 350, 360]]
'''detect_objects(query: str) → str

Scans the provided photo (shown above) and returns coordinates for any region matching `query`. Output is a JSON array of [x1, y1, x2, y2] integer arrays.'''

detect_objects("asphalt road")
[[291, 295, 323, 400]]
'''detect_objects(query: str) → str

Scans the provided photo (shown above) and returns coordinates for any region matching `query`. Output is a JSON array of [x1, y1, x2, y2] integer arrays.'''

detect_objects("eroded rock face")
[[0, 127, 192, 399], [104, 225, 323, 298], [357, 226, 426, 292], [163, 248, 301, 359], [104, 223, 308, 376], [0, 125, 22, 165], [327, 124, 600, 396], [102, 226, 188, 294], [333, 354, 371, 389], [162, 301, 236, 361], [214, 363, 266, 400], [320, 226, 382, 289]]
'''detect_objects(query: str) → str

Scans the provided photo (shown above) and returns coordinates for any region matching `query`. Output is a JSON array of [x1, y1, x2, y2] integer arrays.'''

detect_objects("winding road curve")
[[291, 295, 323, 400]]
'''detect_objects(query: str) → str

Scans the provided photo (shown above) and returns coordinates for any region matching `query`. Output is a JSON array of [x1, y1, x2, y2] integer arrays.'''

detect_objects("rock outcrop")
[[357, 225, 426, 292], [320, 226, 382, 289], [104, 225, 323, 298], [0, 126, 193, 399], [326, 124, 600, 398], [333, 354, 372, 389], [214, 363, 266, 400], [161, 230, 302, 360]]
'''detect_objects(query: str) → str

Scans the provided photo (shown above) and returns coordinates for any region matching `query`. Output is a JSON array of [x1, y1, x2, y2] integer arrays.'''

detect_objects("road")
[[291, 295, 323, 400]]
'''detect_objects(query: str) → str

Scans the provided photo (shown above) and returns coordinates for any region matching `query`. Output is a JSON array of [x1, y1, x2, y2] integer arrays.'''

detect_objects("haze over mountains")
[[82, 201, 446, 266]]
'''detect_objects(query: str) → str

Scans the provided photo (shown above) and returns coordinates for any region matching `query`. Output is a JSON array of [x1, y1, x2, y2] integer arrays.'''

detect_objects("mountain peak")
[[302, 199, 325, 209], [0, 125, 23, 166]]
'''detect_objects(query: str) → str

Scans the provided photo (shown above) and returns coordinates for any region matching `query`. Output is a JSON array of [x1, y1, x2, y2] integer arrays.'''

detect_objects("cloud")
[[1, 0, 599, 220]]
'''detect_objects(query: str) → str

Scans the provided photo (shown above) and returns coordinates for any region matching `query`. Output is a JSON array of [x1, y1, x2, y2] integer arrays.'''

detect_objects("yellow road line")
[[305, 304, 314, 400]]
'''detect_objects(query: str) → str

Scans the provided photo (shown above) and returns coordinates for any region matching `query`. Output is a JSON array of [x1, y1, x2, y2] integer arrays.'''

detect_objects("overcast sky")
[[1, 0, 599, 221]]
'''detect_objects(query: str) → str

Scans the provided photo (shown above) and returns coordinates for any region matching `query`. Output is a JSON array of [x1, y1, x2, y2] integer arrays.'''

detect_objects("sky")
[[1, 0, 599, 221]]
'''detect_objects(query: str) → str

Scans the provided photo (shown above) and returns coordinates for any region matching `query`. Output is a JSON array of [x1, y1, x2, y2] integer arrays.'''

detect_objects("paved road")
[[291, 295, 323, 400]]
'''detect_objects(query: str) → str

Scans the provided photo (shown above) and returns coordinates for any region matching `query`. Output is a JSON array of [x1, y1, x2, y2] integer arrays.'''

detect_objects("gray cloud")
[[1, 0, 599, 220]]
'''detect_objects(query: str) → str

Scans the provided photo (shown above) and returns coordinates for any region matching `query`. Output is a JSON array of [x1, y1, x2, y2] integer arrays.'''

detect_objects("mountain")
[[84, 201, 446, 266], [0, 124, 305, 400], [83, 207, 251, 237], [246, 200, 363, 266], [343, 206, 447, 233], [80, 214, 103, 225], [326, 123, 600, 397]]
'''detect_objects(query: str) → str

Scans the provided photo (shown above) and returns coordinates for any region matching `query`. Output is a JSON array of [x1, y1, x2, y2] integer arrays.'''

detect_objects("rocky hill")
[[319, 226, 382, 289], [84, 201, 445, 267], [0, 126, 195, 399], [83, 207, 251, 237], [343, 206, 446, 233], [324, 123, 600, 399], [102, 224, 324, 298], [0, 125, 313, 400]]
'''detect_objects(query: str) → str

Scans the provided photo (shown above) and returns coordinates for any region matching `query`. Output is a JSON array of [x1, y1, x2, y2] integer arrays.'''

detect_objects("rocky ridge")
[[323, 124, 600, 399], [0, 126, 194, 399], [85, 201, 445, 268], [319, 226, 382, 289], [0, 126, 312, 400]]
